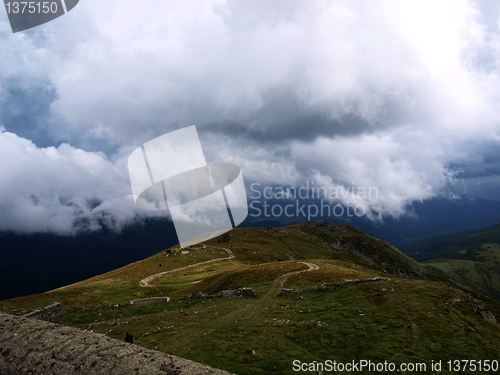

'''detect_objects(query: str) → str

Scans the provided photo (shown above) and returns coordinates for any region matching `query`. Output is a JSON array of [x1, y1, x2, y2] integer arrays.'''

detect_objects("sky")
[[1, 0, 500, 234]]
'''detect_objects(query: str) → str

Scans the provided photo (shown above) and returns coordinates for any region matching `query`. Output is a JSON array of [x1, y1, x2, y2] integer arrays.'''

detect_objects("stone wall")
[[130, 297, 171, 305], [22, 301, 62, 324], [0, 313, 233, 375]]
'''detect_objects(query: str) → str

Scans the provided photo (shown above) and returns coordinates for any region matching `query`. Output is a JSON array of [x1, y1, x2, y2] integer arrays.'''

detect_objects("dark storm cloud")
[[201, 88, 374, 144], [204, 113, 371, 144], [0, 77, 56, 147], [449, 141, 500, 179]]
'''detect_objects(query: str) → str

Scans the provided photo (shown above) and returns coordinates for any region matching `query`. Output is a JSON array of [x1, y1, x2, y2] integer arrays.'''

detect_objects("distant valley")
[[399, 222, 500, 301]]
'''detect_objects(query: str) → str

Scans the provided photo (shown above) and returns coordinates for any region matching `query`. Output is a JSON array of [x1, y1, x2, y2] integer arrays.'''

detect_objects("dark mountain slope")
[[0, 218, 178, 301]]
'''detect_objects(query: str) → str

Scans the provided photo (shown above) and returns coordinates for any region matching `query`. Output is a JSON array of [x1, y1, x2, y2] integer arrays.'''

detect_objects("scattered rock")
[[182, 288, 256, 300], [92, 304, 120, 311], [218, 288, 255, 298], [84, 320, 129, 330], [473, 304, 487, 313], [280, 277, 388, 295], [184, 292, 209, 300], [481, 311, 497, 325]]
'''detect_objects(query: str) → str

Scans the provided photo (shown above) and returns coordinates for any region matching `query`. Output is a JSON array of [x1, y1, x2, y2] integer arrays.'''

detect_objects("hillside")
[[398, 222, 500, 300], [1, 222, 499, 375], [3, 194, 500, 301]]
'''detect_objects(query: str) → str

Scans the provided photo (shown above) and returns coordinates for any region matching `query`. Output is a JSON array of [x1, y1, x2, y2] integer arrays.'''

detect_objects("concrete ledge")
[[130, 297, 171, 305], [0, 313, 233, 375]]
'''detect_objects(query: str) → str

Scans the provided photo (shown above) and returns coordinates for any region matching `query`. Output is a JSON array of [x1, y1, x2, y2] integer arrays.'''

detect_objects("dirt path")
[[164, 258, 320, 354], [277, 262, 319, 289], [263, 261, 319, 299], [139, 247, 234, 288], [139, 246, 318, 296]]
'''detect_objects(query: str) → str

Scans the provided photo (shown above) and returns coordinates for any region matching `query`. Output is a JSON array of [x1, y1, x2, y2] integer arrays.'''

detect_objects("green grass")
[[424, 243, 500, 300], [60, 279, 500, 375], [1, 222, 500, 374], [398, 222, 500, 301]]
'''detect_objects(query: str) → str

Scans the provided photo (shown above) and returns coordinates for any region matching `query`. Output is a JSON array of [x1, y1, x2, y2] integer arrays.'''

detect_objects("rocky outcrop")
[[22, 302, 62, 324], [346, 237, 423, 277], [0, 313, 233, 375], [307, 222, 424, 278], [474, 303, 497, 325]]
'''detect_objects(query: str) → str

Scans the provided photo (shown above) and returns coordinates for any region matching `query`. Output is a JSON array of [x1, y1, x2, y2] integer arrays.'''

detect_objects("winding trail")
[[139, 247, 318, 299], [136, 249, 320, 351], [264, 261, 320, 299], [139, 247, 234, 288]]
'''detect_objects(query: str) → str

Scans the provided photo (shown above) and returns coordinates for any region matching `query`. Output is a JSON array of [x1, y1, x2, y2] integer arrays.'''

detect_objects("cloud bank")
[[0, 127, 169, 233], [1, 0, 500, 233]]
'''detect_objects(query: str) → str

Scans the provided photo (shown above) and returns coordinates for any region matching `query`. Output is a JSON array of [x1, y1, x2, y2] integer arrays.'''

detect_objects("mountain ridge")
[[398, 222, 500, 300], [1, 222, 499, 374]]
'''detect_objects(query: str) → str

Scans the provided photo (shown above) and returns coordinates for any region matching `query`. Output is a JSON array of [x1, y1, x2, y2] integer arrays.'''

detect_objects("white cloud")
[[0, 128, 167, 233], [1, 0, 500, 231], [29, 0, 497, 138]]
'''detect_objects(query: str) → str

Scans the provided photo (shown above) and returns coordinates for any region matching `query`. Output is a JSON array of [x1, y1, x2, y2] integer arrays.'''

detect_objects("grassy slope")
[[0, 222, 499, 375], [398, 222, 500, 300], [398, 222, 500, 258], [423, 244, 500, 301]]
